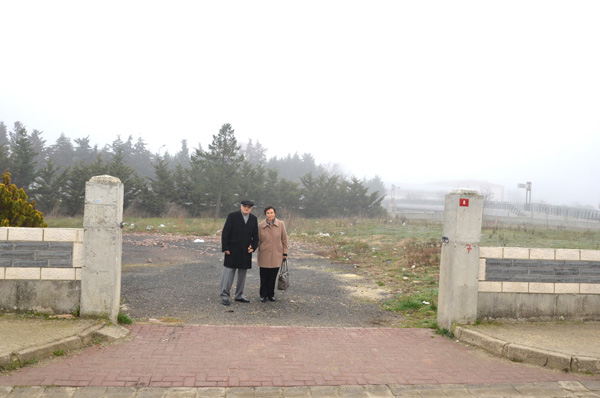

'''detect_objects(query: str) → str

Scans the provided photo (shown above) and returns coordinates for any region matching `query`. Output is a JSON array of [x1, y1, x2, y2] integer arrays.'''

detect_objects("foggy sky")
[[1, 1, 599, 208]]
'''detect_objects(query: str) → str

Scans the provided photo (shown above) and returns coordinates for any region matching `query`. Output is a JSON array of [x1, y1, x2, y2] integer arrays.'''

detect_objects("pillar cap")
[[89, 175, 122, 185], [450, 188, 480, 196]]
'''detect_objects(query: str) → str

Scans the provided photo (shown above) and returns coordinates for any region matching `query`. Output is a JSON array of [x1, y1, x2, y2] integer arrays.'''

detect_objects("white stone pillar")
[[437, 189, 483, 330], [80, 175, 124, 322]]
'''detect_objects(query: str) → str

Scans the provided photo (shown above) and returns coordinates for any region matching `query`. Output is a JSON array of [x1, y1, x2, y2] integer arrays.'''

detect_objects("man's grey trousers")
[[220, 267, 247, 300]]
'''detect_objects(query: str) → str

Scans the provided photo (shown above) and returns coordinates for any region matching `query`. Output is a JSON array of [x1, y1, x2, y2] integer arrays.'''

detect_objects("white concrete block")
[[41, 268, 76, 280], [502, 282, 529, 293], [503, 247, 530, 259], [75, 268, 82, 281], [5, 267, 41, 279], [529, 248, 555, 260], [0, 267, 4, 279], [43, 228, 83, 242], [479, 247, 503, 258], [7, 228, 44, 241], [479, 259, 487, 280], [555, 249, 580, 261], [580, 284, 600, 294], [555, 283, 579, 294], [478, 281, 502, 292], [73, 242, 84, 268], [580, 250, 600, 261], [0, 228, 7, 240], [529, 283, 555, 294]]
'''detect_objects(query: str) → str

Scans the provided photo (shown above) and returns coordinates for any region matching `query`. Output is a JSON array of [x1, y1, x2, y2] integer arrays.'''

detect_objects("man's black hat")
[[241, 200, 254, 206]]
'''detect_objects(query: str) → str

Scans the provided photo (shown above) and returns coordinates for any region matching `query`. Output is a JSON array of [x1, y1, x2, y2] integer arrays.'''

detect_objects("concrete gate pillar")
[[80, 175, 124, 322], [437, 189, 483, 330]]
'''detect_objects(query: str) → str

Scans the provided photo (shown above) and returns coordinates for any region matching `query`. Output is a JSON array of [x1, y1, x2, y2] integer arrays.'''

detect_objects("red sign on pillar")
[[459, 198, 469, 207]]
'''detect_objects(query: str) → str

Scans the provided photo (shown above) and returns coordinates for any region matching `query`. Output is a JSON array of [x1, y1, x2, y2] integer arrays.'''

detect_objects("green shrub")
[[0, 172, 47, 227]]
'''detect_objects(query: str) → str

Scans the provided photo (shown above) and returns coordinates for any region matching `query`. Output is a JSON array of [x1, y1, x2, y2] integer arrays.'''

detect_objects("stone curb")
[[455, 326, 600, 375], [0, 323, 130, 371], [1, 382, 600, 398]]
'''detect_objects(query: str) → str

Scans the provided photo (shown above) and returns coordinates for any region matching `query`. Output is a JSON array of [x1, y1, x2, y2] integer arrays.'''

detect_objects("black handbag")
[[277, 258, 290, 290]]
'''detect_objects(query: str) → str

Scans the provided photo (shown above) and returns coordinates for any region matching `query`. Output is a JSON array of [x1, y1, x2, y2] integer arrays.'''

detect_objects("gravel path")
[[121, 234, 404, 327]]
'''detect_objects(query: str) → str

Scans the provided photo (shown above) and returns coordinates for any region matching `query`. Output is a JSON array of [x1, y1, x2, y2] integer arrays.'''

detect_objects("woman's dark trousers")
[[260, 267, 280, 298]]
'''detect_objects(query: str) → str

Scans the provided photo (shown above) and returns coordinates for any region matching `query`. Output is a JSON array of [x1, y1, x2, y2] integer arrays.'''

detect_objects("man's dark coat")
[[221, 210, 259, 269]]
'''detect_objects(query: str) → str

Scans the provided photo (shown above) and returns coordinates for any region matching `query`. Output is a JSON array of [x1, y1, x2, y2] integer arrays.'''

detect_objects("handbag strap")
[[281, 258, 288, 272]]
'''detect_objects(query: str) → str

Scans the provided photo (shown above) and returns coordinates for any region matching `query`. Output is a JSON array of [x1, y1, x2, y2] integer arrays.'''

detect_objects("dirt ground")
[[121, 233, 406, 328]]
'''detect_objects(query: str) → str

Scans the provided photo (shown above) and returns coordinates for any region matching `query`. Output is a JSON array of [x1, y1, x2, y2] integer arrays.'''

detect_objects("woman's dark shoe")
[[260, 297, 267, 303], [268, 297, 276, 302]]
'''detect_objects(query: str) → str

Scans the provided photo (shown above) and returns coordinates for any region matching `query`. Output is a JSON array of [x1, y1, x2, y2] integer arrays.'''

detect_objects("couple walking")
[[219, 200, 288, 306]]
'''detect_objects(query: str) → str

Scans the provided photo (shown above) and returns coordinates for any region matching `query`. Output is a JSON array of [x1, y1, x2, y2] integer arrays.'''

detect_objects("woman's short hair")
[[264, 206, 276, 215]]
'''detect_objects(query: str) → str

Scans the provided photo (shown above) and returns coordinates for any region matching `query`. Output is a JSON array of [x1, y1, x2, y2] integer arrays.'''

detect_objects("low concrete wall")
[[0, 227, 83, 314], [478, 247, 600, 320]]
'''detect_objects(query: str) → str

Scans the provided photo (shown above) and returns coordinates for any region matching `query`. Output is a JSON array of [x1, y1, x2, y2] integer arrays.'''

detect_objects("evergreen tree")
[[187, 154, 208, 217], [0, 122, 9, 172], [30, 160, 69, 215], [30, 129, 48, 169], [243, 139, 267, 166], [172, 163, 192, 212], [173, 139, 191, 169], [266, 168, 301, 216], [106, 148, 145, 210], [63, 157, 105, 215], [340, 177, 370, 216], [237, 161, 266, 208], [130, 137, 153, 179], [365, 190, 386, 217], [73, 136, 94, 165], [48, 133, 75, 171], [267, 152, 326, 183], [299, 173, 341, 218], [143, 157, 176, 216], [8, 122, 38, 189], [363, 175, 386, 196], [0, 122, 8, 146], [194, 123, 244, 220]]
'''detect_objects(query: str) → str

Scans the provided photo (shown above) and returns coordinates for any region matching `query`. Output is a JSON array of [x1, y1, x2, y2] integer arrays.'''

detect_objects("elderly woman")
[[257, 206, 288, 302]]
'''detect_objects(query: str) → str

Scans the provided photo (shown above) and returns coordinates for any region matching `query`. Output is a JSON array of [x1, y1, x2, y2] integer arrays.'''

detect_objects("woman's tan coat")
[[257, 218, 288, 268]]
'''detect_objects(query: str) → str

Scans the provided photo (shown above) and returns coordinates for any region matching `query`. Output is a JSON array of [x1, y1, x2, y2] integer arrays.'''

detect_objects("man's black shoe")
[[268, 297, 276, 302], [235, 297, 250, 303], [260, 297, 267, 303], [222, 299, 230, 306]]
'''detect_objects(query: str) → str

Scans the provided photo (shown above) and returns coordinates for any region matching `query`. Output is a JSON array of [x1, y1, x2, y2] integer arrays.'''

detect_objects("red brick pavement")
[[0, 324, 589, 388]]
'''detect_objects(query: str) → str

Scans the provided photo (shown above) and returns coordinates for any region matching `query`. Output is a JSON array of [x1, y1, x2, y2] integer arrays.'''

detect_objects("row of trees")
[[1, 121, 387, 219]]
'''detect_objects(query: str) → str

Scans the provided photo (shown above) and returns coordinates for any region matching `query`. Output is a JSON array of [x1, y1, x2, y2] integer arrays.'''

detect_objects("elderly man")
[[220, 200, 259, 306]]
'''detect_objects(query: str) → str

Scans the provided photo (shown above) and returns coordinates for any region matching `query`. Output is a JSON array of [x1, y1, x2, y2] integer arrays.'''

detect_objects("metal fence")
[[392, 199, 600, 222]]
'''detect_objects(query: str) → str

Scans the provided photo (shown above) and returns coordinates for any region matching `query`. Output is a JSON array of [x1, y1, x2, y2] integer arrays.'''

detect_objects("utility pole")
[[518, 181, 532, 211]]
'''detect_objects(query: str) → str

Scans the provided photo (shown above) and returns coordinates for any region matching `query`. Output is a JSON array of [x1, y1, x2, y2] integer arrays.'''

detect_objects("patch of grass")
[[385, 296, 424, 311], [481, 225, 600, 249], [53, 350, 65, 356], [0, 360, 20, 372], [43, 217, 83, 228], [117, 312, 133, 325], [435, 328, 455, 339]]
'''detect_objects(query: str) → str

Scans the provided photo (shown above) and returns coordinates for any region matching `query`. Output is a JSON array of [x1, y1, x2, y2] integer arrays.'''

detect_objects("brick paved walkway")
[[0, 324, 588, 388]]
